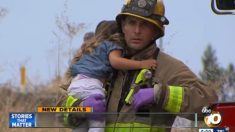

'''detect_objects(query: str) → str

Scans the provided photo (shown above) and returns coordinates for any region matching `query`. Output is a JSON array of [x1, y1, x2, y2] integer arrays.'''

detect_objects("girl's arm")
[[109, 50, 157, 70]]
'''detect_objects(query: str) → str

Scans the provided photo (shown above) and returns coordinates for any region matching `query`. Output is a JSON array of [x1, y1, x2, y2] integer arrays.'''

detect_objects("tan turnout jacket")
[[57, 43, 218, 131], [106, 43, 218, 128]]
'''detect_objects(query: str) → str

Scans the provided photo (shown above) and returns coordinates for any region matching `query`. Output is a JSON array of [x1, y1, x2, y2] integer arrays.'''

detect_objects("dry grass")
[[0, 83, 71, 132]]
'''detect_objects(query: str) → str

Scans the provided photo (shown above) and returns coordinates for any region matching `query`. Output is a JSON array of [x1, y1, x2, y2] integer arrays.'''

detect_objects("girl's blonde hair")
[[61, 20, 124, 90], [71, 20, 124, 65]]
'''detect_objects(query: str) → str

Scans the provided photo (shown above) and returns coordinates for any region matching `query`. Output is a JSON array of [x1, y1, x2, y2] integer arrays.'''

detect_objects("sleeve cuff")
[[153, 83, 162, 104]]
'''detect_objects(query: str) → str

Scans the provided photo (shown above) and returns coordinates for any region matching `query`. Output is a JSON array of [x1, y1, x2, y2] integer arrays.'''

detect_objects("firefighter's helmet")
[[116, 0, 169, 38]]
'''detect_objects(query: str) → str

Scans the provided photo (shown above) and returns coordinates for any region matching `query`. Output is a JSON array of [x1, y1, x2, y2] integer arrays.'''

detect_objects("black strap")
[[154, 47, 160, 60], [117, 70, 137, 112], [150, 47, 160, 85], [152, 47, 167, 110], [105, 70, 119, 109]]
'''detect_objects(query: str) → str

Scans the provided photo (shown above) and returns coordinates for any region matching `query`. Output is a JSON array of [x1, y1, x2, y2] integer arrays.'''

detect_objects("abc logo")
[[204, 111, 222, 127]]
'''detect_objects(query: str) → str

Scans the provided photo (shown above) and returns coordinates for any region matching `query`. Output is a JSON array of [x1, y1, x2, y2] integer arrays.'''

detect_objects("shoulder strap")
[[151, 47, 160, 85], [154, 47, 160, 60]]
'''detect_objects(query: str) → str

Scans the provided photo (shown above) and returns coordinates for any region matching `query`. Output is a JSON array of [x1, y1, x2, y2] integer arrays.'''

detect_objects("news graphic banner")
[[9, 113, 36, 128], [9, 106, 92, 128], [199, 128, 229, 132], [200, 102, 235, 132], [37, 106, 92, 112], [9, 107, 197, 128], [9, 103, 235, 129]]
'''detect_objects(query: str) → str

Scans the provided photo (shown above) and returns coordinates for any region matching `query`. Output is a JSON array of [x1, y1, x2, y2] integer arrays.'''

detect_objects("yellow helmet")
[[116, 0, 169, 38]]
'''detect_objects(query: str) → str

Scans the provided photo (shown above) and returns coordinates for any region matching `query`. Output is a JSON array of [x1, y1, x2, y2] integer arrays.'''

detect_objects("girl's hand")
[[140, 59, 157, 69]]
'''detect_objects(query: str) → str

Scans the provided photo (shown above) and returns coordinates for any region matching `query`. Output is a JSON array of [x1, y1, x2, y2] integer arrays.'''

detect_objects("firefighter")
[[102, 0, 218, 131], [60, 0, 218, 131]]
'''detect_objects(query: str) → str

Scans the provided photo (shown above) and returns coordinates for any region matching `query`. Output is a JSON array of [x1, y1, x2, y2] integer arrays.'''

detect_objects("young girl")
[[67, 20, 157, 132]]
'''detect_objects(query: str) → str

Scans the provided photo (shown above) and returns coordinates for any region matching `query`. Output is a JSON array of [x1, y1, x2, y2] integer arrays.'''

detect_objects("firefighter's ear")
[[211, 0, 235, 15]]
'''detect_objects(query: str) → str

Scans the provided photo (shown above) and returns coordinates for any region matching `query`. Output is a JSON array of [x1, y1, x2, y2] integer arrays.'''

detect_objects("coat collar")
[[129, 44, 159, 60]]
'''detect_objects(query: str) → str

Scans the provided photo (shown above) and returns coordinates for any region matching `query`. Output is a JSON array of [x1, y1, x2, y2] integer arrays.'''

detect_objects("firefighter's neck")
[[127, 43, 155, 57]]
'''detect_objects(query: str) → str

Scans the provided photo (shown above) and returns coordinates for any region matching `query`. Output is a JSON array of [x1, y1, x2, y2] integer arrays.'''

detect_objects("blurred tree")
[[199, 44, 224, 101], [223, 63, 235, 101], [200, 44, 235, 102], [200, 44, 223, 82], [53, 16, 84, 80], [50, 0, 85, 80], [55, 0, 85, 62]]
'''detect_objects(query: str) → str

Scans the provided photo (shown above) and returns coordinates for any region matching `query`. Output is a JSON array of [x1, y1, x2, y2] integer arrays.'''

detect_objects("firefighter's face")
[[121, 16, 159, 52]]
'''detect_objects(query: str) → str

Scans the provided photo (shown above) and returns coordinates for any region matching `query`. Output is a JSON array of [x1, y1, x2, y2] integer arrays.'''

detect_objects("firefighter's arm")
[[153, 65, 218, 116], [109, 50, 157, 70]]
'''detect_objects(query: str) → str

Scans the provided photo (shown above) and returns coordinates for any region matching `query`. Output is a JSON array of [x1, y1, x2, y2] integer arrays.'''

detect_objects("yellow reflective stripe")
[[64, 96, 78, 125], [66, 95, 78, 107], [164, 86, 183, 112], [63, 113, 69, 126], [106, 123, 165, 132], [135, 69, 151, 84]]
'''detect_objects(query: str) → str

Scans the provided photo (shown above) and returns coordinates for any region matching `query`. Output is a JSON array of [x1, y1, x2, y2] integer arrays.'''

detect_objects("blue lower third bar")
[[213, 128, 228, 132], [9, 113, 36, 128]]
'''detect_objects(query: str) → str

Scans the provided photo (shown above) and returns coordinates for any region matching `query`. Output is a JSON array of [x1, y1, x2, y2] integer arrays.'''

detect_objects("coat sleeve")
[[153, 59, 218, 119]]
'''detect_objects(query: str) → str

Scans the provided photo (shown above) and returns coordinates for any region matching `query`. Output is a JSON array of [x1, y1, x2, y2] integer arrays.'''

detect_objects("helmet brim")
[[116, 12, 164, 38]]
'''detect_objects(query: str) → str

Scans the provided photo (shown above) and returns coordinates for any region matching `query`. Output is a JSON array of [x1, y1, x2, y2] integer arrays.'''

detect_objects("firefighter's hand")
[[82, 94, 106, 121], [140, 59, 157, 69], [133, 88, 154, 111]]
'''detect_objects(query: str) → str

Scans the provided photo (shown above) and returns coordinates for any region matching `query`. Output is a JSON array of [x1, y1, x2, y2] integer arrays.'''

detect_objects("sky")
[[0, 0, 235, 86]]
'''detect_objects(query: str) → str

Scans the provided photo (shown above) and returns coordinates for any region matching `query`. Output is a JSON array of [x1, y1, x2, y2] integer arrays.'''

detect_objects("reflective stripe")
[[135, 69, 151, 84], [164, 86, 183, 112], [106, 123, 165, 132], [64, 96, 79, 125], [66, 95, 78, 107]]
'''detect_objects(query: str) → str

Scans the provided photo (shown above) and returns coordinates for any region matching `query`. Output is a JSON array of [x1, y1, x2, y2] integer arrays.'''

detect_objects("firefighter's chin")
[[128, 40, 145, 51]]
